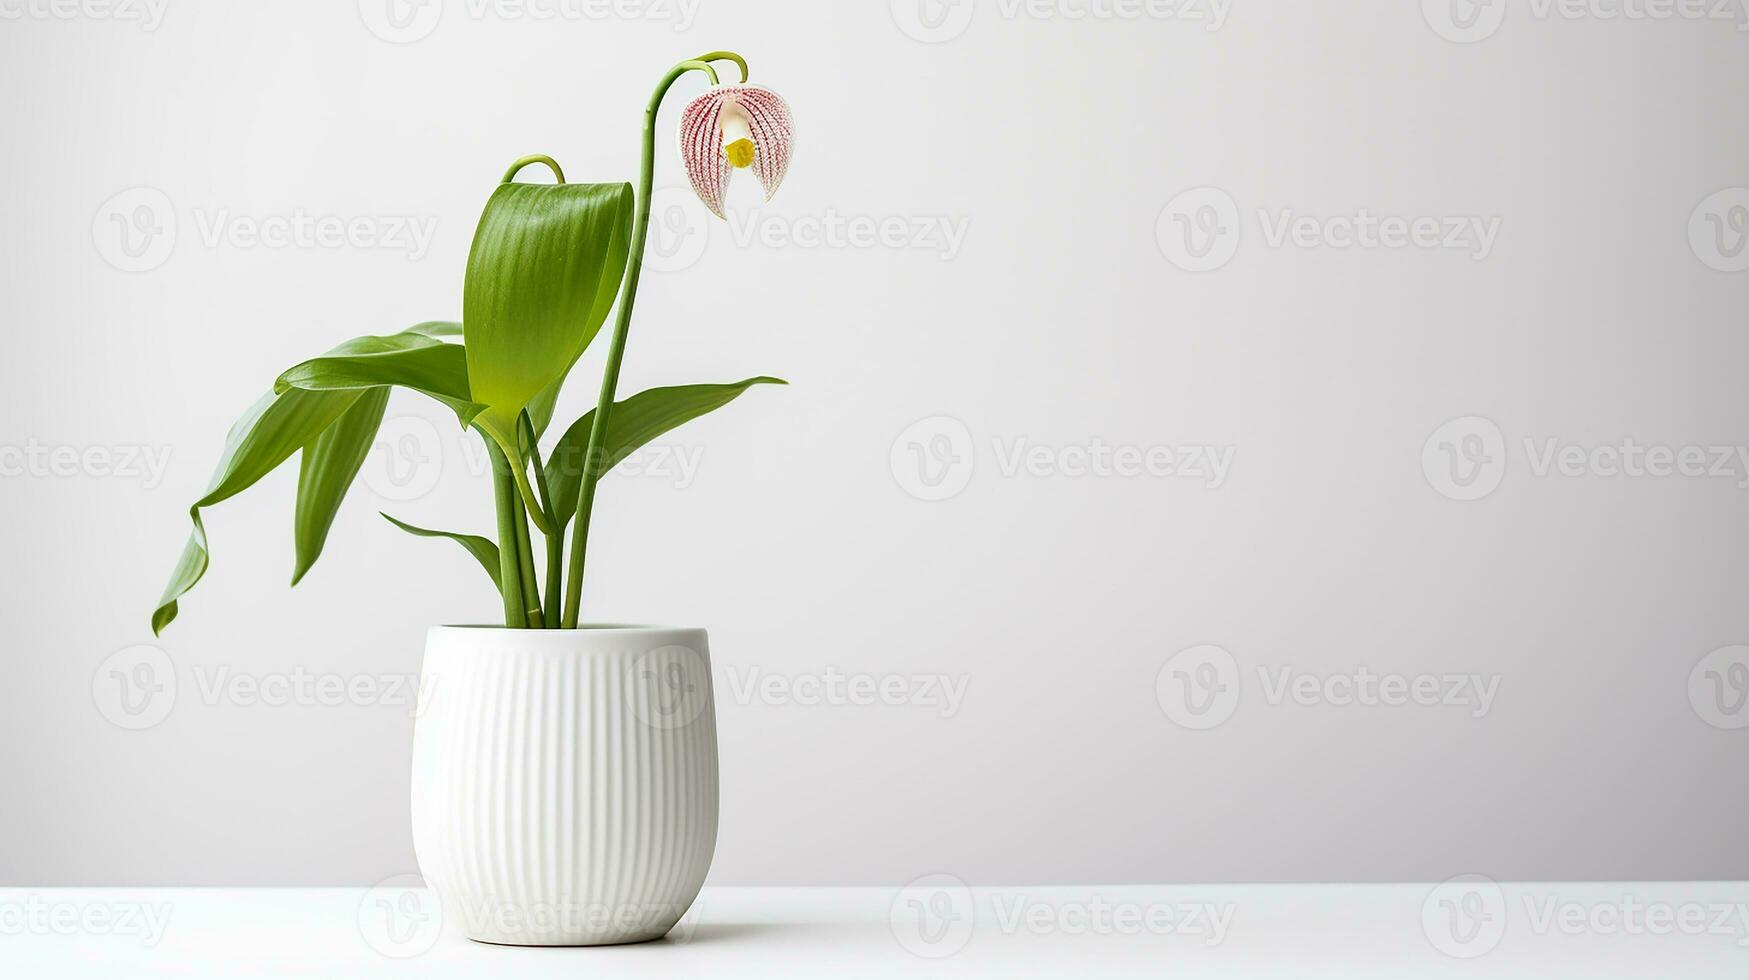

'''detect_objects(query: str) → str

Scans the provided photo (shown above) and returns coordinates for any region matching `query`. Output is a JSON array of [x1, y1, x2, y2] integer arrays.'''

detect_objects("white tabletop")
[[3, 883, 1745, 977]]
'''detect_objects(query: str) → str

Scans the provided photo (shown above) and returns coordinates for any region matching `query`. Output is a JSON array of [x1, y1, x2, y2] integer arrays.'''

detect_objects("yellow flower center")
[[720, 100, 755, 170]]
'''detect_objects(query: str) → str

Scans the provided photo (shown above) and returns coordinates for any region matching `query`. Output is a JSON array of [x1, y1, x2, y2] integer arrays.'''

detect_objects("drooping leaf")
[[155, 322, 478, 634], [291, 386, 391, 586], [548, 377, 786, 526], [275, 330, 483, 425], [380, 513, 502, 593], [153, 388, 363, 635], [463, 179, 633, 455]]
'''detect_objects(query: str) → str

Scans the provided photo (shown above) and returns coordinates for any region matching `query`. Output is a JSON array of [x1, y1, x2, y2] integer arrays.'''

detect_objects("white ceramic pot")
[[410, 626, 719, 946]]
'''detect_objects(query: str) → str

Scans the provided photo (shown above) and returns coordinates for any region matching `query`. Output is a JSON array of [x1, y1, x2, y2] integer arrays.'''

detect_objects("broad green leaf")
[[519, 191, 631, 439], [548, 377, 786, 526], [153, 388, 363, 635], [275, 330, 483, 425], [380, 513, 502, 592], [405, 320, 462, 338], [291, 386, 390, 586], [463, 179, 632, 454]]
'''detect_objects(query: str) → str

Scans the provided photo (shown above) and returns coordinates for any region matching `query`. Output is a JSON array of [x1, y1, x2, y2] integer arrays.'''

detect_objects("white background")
[[1, 0, 1747, 886]]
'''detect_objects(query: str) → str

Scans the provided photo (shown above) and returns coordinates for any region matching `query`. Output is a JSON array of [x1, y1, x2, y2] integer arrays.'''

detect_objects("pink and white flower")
[[677, 83, 794, 219]]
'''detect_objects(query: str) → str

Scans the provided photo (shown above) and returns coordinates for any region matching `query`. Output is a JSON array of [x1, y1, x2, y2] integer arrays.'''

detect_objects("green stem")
[[560, 52, 742, 629], [500, 440, 555, 537], [542, 532, 562, 627], [523, 415, 564, 627], [694, 51, 749, 82], [486, 440, 528, 629], [672, 58, 719, 85], [511, 491, 544, 628], [502, 154, 566, 184]]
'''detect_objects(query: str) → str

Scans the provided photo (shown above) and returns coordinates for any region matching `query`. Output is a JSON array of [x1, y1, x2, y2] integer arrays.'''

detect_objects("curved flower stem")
[[674, 59, 719, 85], [560, 52, 743, 629], [695, 50, 748, 82]]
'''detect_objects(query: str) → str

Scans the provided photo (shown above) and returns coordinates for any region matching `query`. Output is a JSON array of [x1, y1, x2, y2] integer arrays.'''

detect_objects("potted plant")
[[150, 50, 794, 946]]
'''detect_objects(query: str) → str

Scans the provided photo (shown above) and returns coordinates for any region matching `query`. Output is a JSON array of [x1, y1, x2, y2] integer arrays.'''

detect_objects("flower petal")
[[731, 85, 795, 201], [677, 89, 732, 219], [675, 84, 795, 217]]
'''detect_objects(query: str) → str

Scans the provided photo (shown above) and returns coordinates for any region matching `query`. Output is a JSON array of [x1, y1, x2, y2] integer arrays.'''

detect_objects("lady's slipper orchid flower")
[[677, 83, 794, 219]]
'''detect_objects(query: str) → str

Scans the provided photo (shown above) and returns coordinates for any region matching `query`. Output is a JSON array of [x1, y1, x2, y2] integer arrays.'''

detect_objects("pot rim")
[[430, 624, 703, 634]]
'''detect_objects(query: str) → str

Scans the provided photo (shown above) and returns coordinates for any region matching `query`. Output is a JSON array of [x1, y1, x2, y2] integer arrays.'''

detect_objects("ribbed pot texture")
[[410, 626, 719, 945]]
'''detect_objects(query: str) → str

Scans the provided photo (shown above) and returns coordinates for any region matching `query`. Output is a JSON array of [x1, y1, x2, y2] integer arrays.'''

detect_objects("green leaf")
[[548, 377, 786, 526], [153, 388, 363, 635], [155, 321, 476, 634], [380, 513, 502, 592], [463, 179, 632, 454], [275, 330, 483, 425], [405, 320, 462, 338], [291, 386, 390, 586], [525, 375, 572, 445]]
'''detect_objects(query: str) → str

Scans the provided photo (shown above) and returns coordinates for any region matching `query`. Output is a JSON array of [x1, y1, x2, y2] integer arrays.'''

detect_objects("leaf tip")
[[290, 547, 321, 586], [456, 403, 488, 429]]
